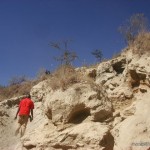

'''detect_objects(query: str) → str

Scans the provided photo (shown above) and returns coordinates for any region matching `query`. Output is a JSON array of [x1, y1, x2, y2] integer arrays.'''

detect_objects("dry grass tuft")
[[130, 32, 150, 56], [0, 80, 38, 101], [49, 65, 81, 90], [49, 65, 95, 91], [0, 65, 96, 100]]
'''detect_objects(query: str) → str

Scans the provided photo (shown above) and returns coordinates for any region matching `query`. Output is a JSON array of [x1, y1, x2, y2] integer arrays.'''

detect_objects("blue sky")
[[0, 0, 150, 85]]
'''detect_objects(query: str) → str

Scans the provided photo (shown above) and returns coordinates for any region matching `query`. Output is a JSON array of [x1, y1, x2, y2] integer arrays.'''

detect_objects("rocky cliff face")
[[1, 49, 150, 150]]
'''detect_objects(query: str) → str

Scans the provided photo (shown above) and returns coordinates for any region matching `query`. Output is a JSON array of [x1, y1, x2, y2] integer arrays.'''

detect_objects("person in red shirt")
[[14, 94, 34, 137]]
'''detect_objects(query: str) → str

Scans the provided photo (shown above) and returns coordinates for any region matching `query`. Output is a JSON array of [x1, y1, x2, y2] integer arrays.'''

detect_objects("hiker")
[[14, 94, 34, 137]]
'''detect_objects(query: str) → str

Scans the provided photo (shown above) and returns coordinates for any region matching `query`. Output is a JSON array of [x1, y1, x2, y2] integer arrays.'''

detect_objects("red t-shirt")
[[19, 98, 34, 116]]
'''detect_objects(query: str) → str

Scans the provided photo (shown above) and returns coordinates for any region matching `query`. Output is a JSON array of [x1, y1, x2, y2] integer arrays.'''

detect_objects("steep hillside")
[[1, 46, 150, 150]]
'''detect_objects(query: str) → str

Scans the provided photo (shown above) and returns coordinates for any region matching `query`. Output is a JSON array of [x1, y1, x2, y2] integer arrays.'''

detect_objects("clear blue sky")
[[0, 0, 150, 86]]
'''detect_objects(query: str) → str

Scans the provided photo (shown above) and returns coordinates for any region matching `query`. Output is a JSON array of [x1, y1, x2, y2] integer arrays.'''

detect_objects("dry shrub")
[[131, 32, 150, 56], [49, 65, 96, 91], [49, 65, 81, 90], [8, 75, 27, 86], [0, 80, 38, 101], [36, 68, 51, 82], [119, 13, 148, 45]]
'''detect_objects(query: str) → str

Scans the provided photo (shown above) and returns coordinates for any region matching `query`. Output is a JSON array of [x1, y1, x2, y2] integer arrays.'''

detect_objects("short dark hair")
[[27, 94, 31, 98]]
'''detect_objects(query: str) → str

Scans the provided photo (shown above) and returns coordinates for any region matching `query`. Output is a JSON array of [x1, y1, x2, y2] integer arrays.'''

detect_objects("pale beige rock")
[[112, 92, 150, 150], [109, 84, 133, 100], [1, 47, 150, 150], [86, 68, 97, 79], [23, 122, 114, 150], [44, 83, 112, 124], [30, 80, 52, 102]]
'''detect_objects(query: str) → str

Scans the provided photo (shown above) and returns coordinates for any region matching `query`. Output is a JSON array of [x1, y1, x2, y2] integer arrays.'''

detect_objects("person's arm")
[[14, 107, 20, 120], [30, 100, 34, 122], [30, 109, 33, 121]]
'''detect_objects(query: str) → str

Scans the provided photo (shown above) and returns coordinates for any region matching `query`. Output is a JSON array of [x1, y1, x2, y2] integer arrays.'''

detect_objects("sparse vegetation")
[[47, 40, 91, 90], [119, 13, 150, 56], [91, 49, 103, 62], [131, 32, 150, 56], [1, 13, 150, 100], [49, 65, 95, 91], [0, 80, 38, 101], [49, 65, 81, 90], [119, 13, 149, 45], [50, 40, 78, 65], [8, 75, 28, 86], [36, 68, 51, 81]]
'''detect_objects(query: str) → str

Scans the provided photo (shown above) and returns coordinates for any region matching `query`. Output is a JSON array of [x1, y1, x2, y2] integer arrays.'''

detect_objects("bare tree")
[[118, 13, 149, 45], [50, 40, 78, 66], [91, 49, 103, 62]]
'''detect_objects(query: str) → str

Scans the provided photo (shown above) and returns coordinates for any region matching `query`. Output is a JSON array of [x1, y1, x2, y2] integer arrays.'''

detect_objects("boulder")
[[23, 122, 114, 150], [44, 83, 113, 125], [112, 92, 150, 150], [30, 80, 52, 102]]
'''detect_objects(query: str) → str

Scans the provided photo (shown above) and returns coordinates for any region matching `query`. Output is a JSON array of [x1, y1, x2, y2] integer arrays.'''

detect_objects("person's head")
[[27, 94, 31, 99]]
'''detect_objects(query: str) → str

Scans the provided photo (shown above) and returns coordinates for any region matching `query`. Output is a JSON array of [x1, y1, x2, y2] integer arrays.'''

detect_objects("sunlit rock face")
[[44, 83, 112, 125], [1, 48, 150, 149]]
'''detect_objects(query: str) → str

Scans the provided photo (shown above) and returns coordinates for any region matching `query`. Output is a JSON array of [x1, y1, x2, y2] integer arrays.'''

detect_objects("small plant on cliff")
[[49, 40, 78, 66], [49, 65, 81, 90], [0, 80, 37, 101], [91, 49, 103, 62], [9, 75, 28, 85], [119, 13, 149, 45], [49, 64, 95, 91], [131, 32, 150, 55]]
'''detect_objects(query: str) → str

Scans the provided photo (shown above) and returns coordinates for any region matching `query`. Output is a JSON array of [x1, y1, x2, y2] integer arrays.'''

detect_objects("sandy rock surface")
[[1, 49, 150, 149]]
